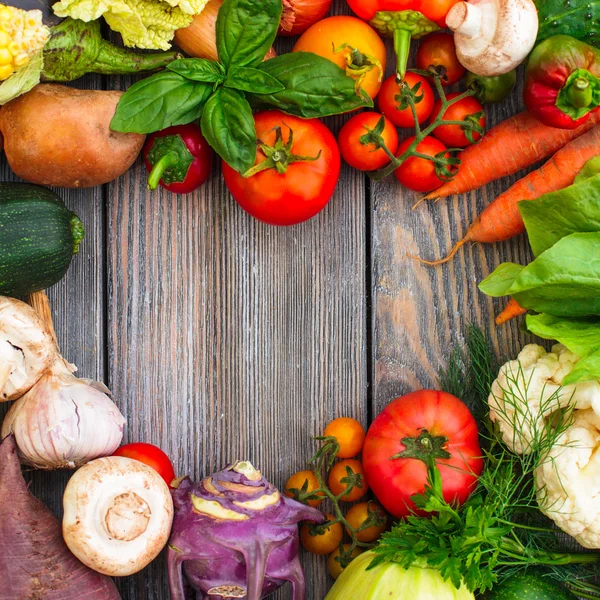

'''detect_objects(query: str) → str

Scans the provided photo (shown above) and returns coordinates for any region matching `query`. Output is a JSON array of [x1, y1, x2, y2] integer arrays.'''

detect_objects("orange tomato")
[[345, 501, 387, 542], [328, 459, 368, 502], [324, 417, 366, 458], [285, 470, 324, 507], [327, 544, 363, 579], [300, 513, 343, 555], [293, 16, 386, 99]]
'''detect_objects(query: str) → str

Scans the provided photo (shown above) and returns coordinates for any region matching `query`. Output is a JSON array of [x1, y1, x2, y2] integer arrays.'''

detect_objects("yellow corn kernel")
[[8, 42, 18, 55], [0, 31, 9, 47], [0, 63, 13, 80], [0, 7, 12, 21], [0, 48, 11, 66], [13, 52, 29, 67]]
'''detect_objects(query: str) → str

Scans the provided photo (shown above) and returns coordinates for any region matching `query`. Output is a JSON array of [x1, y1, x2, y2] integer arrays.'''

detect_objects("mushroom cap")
[[63, 455, 174, 576], [448, 0, 539, 76], [0, 296, 56, 402]]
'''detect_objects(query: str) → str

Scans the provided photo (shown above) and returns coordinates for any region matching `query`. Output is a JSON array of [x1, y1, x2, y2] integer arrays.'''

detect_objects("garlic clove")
[[63, 456, 174, 577], [0, 296, 56, 402], [1, 358, 126, 469]]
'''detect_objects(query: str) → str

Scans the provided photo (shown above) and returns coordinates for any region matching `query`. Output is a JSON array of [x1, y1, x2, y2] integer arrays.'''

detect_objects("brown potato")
[[0, 85, 144, 188]]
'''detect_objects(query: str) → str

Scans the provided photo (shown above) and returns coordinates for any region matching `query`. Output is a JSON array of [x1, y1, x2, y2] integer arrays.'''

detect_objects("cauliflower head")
[[489, 344, 600, 454], [535, 409, 600, 549]]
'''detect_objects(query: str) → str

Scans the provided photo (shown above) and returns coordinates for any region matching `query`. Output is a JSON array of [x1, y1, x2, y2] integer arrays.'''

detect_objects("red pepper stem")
[[147, 152, 179, 190], [567, 77, 593, 109], [393, 28, 412, 80]]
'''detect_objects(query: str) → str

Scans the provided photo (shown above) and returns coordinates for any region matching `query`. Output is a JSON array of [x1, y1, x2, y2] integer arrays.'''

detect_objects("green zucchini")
[[487, 572, 578, 600], [0, 183, 84, 297]]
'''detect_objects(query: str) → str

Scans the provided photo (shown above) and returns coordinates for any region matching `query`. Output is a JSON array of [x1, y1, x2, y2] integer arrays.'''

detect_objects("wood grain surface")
[[0, 3, 594, 599]]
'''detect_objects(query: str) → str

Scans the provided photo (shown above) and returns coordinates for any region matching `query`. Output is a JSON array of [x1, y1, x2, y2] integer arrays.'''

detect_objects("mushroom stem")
[[446, 2, 482, 39]]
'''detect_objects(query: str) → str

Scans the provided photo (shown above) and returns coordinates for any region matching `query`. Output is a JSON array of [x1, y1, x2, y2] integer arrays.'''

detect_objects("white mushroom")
[[447, 0, 539, 76], [62, 456, 174, 576], [0, 296, 56, 401]]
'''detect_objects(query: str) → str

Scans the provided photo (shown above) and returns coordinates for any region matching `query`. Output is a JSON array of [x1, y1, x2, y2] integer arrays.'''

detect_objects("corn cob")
[[0, 5, 49, 81]]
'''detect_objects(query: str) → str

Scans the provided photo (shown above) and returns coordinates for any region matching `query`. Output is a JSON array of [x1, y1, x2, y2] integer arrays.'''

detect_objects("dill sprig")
[[371, 325, 600, 596]]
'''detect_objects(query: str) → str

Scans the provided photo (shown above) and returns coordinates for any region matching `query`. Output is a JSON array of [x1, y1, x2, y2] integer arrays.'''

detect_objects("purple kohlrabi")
[[168, 461, 325, 600]]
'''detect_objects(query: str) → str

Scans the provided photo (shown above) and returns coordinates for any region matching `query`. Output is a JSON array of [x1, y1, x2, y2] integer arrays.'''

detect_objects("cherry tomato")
[[328, 459, 369, 502], [345, 501, 387, 542], [113, 443, 176, 486], [431, 93, 486, 147], [416, 32, 466, 86], [300, 513, 343, 555], [378, 72, 434, 129], [293, 16, 387, 99], [346, 0, 461, 28], [324, 417, 367, 458], [338, 113, 398, 172], [394, 136, 451, 193], [363, 390, 484, 518], [327, 544, 363, 580], [285, 470, 324, 507], [222, 111, 341, 226]]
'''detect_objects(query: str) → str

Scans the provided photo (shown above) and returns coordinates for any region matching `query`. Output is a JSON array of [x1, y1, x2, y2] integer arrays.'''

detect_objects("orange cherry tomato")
[[416, 32, 466, 86], [328, 459, 369, 502], [394, 135, 451, 193], [431, 93, 486, 147], [345, 501, 387, 542], [293, 16, 386, 99], [327, 544, 363, 579], [378, 72, 435, 128], [285, 470, 324, 507], [324, 417, 367, 458], [300, 513, 343, 555]]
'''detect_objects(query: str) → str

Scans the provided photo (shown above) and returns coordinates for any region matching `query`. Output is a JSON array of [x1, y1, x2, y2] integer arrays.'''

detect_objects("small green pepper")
[[465, 70, 516, 104]]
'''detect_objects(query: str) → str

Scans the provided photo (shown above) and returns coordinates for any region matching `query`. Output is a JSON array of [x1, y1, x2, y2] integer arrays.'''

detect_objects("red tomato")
[[363, 391, 483, 518], [416, 32, 466, 86], [338, 112, 398, 171], [222, 111, 341, 226], [394, 136, 451, 192], [431, 93, 486, 147], [345, 0, 461, 28], [113, 443, 176, 486], [378, 72, 434, 129]]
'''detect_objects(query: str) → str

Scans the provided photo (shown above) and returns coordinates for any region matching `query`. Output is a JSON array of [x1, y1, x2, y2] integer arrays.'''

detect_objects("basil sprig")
[[110, 0, 372, 172]]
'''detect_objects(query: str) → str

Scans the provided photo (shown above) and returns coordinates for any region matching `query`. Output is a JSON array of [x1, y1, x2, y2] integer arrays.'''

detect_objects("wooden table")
[[0, 4, 559, 598]]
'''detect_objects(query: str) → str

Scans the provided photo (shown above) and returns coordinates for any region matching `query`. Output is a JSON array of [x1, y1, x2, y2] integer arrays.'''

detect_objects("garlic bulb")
[[1, 358, 126, 469], [0, 296, 56, 402], [63, 456, 174, 576]]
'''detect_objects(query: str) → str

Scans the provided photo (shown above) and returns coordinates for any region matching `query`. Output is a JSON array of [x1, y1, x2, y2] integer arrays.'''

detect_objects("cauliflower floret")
[[535, 409, 600, 549], [489, 344, 600, 454]]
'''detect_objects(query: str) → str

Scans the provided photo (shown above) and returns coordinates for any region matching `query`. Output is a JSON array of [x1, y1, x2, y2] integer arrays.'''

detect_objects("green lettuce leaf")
[[478, 263, 525, 297], [0, 52, 43, 106]]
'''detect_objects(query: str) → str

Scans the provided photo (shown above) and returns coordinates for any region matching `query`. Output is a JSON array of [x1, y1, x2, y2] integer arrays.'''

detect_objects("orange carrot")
[[423, 111, 600, 202], [495, 298, 526, 326], [419, 125, 600, 265]]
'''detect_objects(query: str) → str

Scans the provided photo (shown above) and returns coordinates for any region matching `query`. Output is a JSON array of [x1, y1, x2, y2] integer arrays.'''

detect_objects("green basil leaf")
[[224, 65, 284, 94], [505, 232, 600, 316], [519, 174, 600, 257], [200, 87, 256, 173], [111, 71, 213, 134], [478, 263, 525, 297], [167, 58, 225, 84], [248, 52, 373, 118], [216, 0, 281, 68]]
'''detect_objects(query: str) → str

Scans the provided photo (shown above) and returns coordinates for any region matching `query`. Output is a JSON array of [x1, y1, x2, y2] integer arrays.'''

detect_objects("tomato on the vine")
[[293, 16, 387, 99], [338, 113, 398, 172], [394, 136, 451, 193], [222, 111, 340, 226], [328, 458, 368, 502], [416, 32, 465, 86], [431, 93, 486, 147], [300, 513, 343, 555], [285, 470, 324, 507], [378, 72, 434, 129], [113, 442, 176, 486], [363, 390, 484, 518], [345, 501, 387, 542], [327, 544, 363, 580]]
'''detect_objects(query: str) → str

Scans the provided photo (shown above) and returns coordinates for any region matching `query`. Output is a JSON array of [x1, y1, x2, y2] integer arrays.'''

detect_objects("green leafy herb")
[[111, 0, 370, 171], [536, 0, 600, 47], [371, 326, 600, 595]]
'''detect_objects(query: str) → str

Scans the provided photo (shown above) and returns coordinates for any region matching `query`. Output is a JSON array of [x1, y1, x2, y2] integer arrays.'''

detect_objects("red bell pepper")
[[345, 0, 461, 78], [143, 123, 213, 193], [524, 35, 600, 130]]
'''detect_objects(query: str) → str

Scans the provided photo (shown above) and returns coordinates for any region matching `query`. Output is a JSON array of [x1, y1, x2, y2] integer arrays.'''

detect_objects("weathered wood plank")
[[0, 76, 106, 515]]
